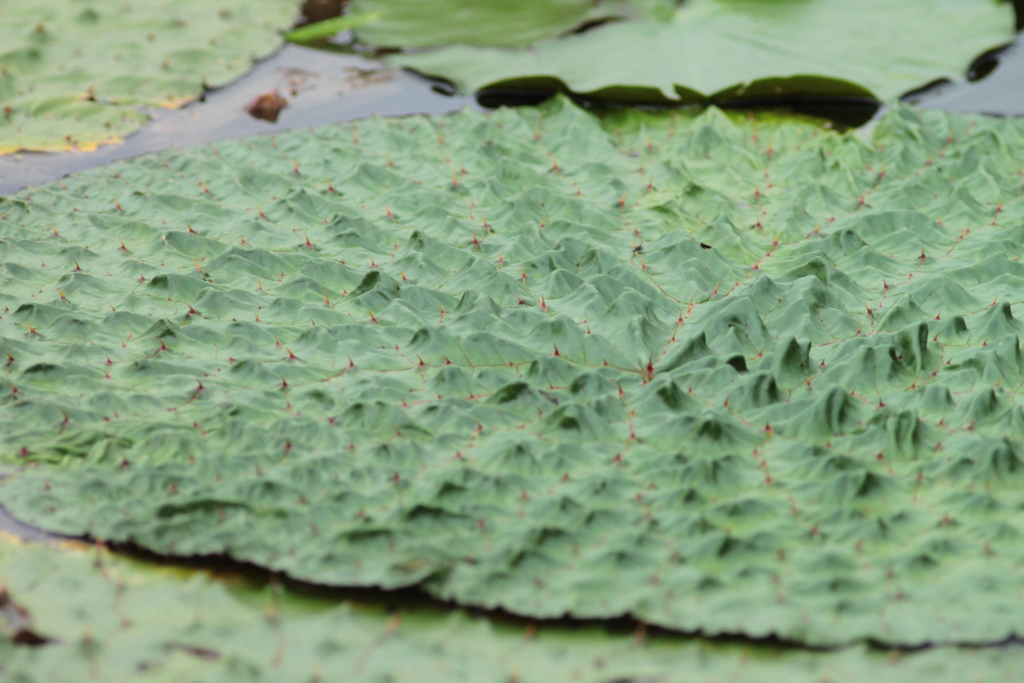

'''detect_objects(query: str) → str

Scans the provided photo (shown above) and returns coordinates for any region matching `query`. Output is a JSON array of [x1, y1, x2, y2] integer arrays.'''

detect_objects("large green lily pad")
[[388, 0, 1015, 102], [347, 0, 677, 49], [4, 99, 1024, 646], [5, 536, 1024, 682], [0, 0, 298, 154]]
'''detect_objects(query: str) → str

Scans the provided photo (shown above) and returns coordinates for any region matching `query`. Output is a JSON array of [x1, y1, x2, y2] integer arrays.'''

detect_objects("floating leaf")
[[0, 0, 298, 154], [387, 0, 1015, 102], [347, 0, 676, 48], [5, 99, 1024, 646], [4, 536, 1024, 681]]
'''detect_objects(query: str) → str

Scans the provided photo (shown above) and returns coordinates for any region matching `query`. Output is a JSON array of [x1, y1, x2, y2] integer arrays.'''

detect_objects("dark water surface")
[[5, 33, 1024, 197], [0, 44, 478, 196], [911, 39, 1024, 115]]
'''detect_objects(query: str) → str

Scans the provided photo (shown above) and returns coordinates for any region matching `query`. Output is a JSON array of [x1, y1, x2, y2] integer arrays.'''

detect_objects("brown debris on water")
[[300, 0, 345, 24], [0, 587, 49, 646], [245, 90, 288, 123]]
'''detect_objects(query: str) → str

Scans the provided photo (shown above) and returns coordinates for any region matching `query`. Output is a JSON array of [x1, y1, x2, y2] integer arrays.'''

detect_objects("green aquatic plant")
[[285, 11, 381, 44], [385, 0, 1015, 103], [4, 98, 1024, 647], [5, 535, 1024, 682], [0, 0, 298, 154]]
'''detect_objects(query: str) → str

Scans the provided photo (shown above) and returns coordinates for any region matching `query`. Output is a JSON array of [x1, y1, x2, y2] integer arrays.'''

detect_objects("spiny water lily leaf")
[[347, 0, 677, 49], [390, 0, 1015, 103], [0, 0, 298, 154], [3, 537, 1024, 682], [5, 99, 1024, 646]]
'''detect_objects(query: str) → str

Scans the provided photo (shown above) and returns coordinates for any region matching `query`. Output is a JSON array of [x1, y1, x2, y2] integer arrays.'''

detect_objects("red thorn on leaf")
[[118, 238, 128, 252], [552, 344, 561, 357], [644, 360, 655, 382]]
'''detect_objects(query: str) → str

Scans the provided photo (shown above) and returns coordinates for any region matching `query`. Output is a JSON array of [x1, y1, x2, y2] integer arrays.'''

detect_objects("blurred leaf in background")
[[383, 0, 1015, 103], [0, 0, 298, 154]]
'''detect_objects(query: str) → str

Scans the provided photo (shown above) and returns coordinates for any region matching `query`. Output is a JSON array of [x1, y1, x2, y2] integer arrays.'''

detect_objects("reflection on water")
[[0, 44, 479, 196], [909, 38, 1024, 116]]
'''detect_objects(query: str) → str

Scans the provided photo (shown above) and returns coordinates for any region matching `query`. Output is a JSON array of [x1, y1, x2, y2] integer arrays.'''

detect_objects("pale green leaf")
[[0, 0, 298, 154], [389, 0, 1015, 102]]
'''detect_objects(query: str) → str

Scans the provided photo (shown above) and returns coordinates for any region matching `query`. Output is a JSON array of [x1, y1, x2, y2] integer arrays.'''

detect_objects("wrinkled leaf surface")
[[3, 100, 1024, 645]]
